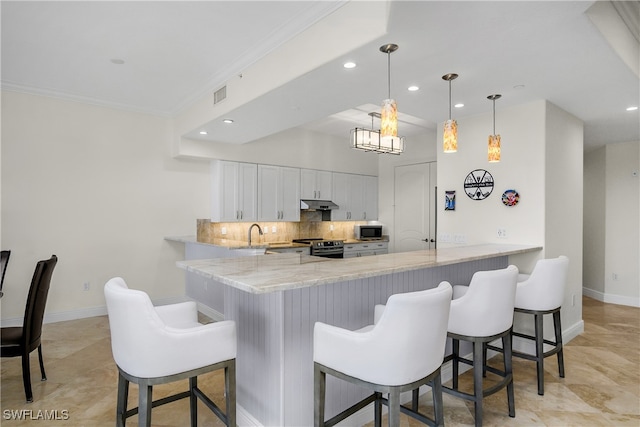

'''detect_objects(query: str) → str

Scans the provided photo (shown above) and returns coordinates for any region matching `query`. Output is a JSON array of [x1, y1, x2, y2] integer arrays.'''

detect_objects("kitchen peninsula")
[[177, 243, 541, 427]]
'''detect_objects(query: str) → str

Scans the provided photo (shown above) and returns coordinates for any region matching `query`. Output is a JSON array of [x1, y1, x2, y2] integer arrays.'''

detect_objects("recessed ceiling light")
[[454, 103, 464, 108], [408, 85, 419, 91], [626, 106, 638, 111], [343, 62, 356, 69], [223, 119, 234, 124], [199, 131, 208, 135], [110, 58, 125, 65]]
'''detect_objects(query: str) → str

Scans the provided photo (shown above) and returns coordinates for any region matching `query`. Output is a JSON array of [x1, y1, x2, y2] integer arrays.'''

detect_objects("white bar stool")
[[496, 256, 569, 395], [313, 282, 453, 427], [104, 277, 237, 427], [444, 265, 519, 427]]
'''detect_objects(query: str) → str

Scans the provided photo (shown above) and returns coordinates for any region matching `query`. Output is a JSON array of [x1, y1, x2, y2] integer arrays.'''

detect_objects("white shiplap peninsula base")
[[178, 244, 541, 427]]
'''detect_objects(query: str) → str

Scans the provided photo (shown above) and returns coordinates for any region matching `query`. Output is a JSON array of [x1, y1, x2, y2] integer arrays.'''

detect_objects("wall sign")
[[445, 191, 456, 210], [464, 169, 494, 200], [502, 189, 520, 206]]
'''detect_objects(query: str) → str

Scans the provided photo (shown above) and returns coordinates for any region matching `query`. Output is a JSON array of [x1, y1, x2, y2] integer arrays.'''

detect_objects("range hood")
[[300, 200, 339, 211]]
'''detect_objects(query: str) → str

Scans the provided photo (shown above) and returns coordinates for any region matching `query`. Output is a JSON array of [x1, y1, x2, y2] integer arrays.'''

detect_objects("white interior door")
[[394, 162, 437, 252]]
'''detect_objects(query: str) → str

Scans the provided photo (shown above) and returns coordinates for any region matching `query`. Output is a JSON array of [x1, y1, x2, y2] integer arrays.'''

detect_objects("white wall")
[[436, 100, 584, 336], [437, 100, 547, 252], [174, 127, 378, 176], [0, 91, 378, 322], [583, 141, 640, 306], [583, 147, 606, 293], [1, 91, 211, 321], [605, 141, 639, 303]]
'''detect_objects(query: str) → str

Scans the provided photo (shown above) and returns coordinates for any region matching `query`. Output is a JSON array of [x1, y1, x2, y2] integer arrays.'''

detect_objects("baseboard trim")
[[583, 287, 640, 308], [0, 295, 190, 328]]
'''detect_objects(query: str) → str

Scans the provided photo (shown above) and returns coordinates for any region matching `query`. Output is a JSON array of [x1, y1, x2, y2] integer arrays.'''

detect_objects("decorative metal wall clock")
[[464, 169, 494, 200]]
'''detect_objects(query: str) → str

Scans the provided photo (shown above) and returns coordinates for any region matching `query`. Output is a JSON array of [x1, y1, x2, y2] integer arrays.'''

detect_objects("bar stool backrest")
[[448, 265, 519, 337], [516, 256, 569, 311]]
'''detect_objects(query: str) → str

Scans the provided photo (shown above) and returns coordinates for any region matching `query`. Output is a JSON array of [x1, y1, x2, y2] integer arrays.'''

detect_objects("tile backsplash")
[[197, 215, 367, 244]]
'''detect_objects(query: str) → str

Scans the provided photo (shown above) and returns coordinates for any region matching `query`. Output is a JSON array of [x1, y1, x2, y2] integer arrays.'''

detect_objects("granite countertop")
[[164, 235, 308, 250], [177, 243, 542, 294]]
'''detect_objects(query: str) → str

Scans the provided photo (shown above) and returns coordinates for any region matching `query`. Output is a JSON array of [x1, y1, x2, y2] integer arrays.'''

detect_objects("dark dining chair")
[[0, 250, 10, 297], [1, 254, 58, 402]]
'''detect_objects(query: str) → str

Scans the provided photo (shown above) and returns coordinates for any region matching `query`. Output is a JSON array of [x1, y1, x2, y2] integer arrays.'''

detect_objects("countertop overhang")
[[177, 243, 542, 294]]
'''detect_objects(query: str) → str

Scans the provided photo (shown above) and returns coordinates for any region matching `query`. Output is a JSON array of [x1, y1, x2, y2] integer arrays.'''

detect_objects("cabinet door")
[[238, 162, 258, 221], [300, 169, 317, 200], [348, 174, 366, 220], [280, 167, 300, 221], [315, 170, 333, 200], [258, 165, 280, 221], [363, 175, 378, 220], [258, 165, 300, 221], [331, 172, 350, 220], [211, 160, 257, 222], [300, 169, 332, 200], [218, 161, 240, 221]]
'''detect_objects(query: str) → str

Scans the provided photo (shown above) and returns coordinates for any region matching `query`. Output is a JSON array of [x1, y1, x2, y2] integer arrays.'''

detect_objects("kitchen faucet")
[[248, 223, 263, 246]]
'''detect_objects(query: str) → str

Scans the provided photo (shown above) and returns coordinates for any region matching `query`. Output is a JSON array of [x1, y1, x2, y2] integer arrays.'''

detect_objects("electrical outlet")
[[612, 273, 619, 281], [329, 224, 334, 231], [497, 228, 507, 238], [221, 227, 227, 235], [453, 233, 466, 244], [572, 294, 576, 306], [83, 282, 90, 291], [272, 226, 277, 233]]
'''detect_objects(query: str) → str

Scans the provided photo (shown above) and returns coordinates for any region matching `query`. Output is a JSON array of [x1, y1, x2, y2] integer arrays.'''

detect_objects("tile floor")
[[1, 297, 638, 426]]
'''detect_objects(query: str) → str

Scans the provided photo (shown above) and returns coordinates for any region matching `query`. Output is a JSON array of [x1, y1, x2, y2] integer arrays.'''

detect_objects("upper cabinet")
[[331, 173, 378, 221], [300, 169, 333, 200], [211, 160, 257, 222], [258, 165, 300, 222], [211, 161, 375, 223], [363, 175, 378, 221]]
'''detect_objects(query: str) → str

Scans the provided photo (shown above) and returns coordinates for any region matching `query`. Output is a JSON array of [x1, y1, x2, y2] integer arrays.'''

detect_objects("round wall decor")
[[464, 169, 494, 200], [502, 189, 520, 206]]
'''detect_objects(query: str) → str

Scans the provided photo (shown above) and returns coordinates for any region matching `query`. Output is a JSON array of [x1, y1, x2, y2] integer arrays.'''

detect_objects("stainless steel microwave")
[[354, 224, 383, 240]]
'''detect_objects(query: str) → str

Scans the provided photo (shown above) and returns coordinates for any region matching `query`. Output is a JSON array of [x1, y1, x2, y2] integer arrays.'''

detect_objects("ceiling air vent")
[[213, 86, 227, 105]]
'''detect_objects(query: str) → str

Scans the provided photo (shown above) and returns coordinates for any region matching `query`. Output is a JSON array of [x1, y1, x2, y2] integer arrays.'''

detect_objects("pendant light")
[[378, 43, 404, 154], [351, 112, 381, 151], [487, 94, 502, 162], [442, 73, 458, 153]]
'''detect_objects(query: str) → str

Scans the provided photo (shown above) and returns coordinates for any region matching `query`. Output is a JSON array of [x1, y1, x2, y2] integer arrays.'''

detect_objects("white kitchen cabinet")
[[363, 175, 378, 221], [258, 165, 300, 221], [331, 172, 350, 220], [343, 241, 388, 258], [211, 160, 257, 222], [300, 169, 333, 200], [331, 173, 378, 221]]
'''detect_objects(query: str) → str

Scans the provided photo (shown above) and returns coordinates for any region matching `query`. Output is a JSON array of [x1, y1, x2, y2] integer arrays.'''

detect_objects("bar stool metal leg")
[[472, 341, 484, 426], [553, 310, 565, 378], [503, 333, 515, 417], [314, 364, 326, 427]]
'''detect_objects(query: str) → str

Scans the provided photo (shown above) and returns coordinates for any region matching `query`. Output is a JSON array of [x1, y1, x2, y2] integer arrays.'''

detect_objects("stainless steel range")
[[292, 238, 344, 258]]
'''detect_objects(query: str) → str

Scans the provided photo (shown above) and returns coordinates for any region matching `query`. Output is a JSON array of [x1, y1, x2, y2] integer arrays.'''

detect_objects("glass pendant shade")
[[443, 119, 458, 153], [488, 134, 501, 162], [379, 134, 405, 154], [380, 99, 398, 138], [351, 128, 381, 151], [487, 94, 502, 162], [351, 43, 403, 155]]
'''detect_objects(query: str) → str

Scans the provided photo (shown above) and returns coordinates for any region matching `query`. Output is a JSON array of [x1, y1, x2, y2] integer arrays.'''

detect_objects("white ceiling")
[[2, 1, 638, 152]]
